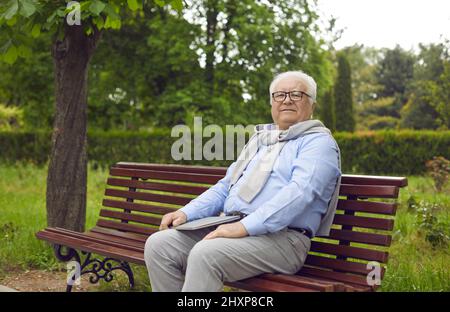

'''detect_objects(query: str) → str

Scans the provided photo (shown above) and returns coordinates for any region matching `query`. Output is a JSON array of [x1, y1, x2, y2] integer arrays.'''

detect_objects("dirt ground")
[[0, 269, 102, 292]]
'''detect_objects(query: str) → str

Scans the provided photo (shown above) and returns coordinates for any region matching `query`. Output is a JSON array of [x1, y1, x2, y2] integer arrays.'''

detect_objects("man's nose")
[[282, 95, 293, 105]]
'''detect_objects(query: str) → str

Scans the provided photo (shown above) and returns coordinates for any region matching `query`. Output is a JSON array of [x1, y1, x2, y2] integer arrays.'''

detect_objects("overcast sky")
[[317, 0, 450, 50]]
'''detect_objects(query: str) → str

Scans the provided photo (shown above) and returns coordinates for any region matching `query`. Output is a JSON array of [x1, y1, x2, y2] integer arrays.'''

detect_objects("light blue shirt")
[[180, 132, 341, 237]]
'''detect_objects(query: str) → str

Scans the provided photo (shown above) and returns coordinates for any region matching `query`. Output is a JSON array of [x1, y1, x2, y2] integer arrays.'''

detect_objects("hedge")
[[0, 129, 449, 175]]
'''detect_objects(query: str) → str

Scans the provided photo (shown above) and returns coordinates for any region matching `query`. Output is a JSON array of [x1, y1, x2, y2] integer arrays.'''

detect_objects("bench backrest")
[[99, 162, 407, 290]]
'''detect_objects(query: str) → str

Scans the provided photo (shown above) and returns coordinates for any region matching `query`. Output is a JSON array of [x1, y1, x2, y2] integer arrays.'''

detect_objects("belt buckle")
[[292, 227, 310, 238]]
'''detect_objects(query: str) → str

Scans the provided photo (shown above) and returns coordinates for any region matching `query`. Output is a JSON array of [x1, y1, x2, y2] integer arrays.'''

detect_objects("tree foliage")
[[334, 52, 354, 132], [319, 87, 335, 132], [1, 0, 334, 130]]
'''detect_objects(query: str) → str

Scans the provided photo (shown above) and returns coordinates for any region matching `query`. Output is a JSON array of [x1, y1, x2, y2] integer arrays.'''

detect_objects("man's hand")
[[159, 210, 187, 230], [203, 222, 249, 240]]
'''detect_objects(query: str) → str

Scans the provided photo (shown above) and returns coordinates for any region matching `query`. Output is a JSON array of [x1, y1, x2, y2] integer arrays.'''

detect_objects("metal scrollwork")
[[53, 245, 134, 292]]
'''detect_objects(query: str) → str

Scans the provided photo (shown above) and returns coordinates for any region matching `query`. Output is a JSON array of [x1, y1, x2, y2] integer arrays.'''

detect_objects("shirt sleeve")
[[179, 161, 237, 221], [240, 134, 341, 236]]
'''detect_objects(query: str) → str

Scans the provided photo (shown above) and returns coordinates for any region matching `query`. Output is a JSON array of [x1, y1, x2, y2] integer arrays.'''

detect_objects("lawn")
[[0, 164, 448, 291]]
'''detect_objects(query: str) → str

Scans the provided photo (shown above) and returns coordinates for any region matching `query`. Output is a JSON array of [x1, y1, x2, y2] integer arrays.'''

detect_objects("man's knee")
[[144, 229, 176, 262], [187, 239, 224, 270]]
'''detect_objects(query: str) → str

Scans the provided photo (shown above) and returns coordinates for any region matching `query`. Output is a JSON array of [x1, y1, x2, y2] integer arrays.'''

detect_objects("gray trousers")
[[143, 227, 311, 292]]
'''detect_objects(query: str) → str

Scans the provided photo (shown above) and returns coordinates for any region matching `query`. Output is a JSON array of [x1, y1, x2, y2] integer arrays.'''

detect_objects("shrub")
[[415, 201, 449, 248], [0, 104, 23, 131], [0, 129, 449, 175], [425, 156, 450, 192]]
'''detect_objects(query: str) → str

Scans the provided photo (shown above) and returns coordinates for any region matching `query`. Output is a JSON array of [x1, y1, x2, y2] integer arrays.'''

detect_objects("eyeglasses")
[[271, 91, 312, 103]]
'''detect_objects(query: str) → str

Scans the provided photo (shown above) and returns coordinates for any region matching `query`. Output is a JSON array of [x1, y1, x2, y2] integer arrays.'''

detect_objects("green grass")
[[0, 164, 448, 291]]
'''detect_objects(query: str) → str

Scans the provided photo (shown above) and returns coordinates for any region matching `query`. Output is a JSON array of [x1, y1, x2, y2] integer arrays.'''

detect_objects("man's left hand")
[[203, 222, 249, 240]]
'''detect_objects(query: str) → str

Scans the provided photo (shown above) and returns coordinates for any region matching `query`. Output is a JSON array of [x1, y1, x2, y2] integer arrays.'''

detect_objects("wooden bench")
[[36, 162, 408, 292]]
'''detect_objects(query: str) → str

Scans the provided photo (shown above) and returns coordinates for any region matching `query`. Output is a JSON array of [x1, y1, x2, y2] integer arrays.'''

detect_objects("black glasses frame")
[[271, 91, 312, 102]]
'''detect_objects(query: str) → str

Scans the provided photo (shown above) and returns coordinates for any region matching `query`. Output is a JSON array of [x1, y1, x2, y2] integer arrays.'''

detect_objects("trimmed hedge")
[[0, 129, 448, 175], [334, 130, 450, 175]]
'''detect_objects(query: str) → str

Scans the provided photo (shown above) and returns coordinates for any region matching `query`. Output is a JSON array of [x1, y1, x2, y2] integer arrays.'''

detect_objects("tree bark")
[[205, 0, 218, 97], [46, 24, 101, 232]]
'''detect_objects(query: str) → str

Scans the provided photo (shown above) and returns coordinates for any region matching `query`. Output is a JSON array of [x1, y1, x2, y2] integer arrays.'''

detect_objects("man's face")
[[271, 77, 315, 130]]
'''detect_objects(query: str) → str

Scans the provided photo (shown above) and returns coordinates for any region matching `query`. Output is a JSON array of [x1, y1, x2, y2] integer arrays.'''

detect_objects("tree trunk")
[[46, 24, 101, 232], [205, 0, 218, 97]]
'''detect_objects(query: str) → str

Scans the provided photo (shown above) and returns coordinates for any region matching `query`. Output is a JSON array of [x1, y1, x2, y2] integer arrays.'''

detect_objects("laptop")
[[172, 215, 241, 231]]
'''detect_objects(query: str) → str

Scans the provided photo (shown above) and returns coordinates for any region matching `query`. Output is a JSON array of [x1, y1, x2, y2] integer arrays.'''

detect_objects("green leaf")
[[6, 16, 17, 26], [111, 18, 122, 29], [103, 3, 120, 20], [56, 8, 66, 17], [19, 0, 36, 18], [154, 0, 165, 7], [31, 24, 41, 38], [127, 0, 138, 11], [104, 15, 121, 29], [17, 44, 32, 58], [93, 16, 104, 30], [79, 1, 92, 12], [46, 10, 57, 24], [170, 0, 183, 12], [89, 0, 106, 16], [2, 0, 19, 20], [4, 44, 18, 64], [0, 40, 12, 54]]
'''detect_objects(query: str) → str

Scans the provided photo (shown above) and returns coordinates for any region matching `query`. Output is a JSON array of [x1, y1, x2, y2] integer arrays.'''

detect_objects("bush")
[[0, 129, 449, 175], [415, 201, 449, 248], [425, 156, 450, 192], [334, 130, 450, 175], [366, 116, 400, 130], [0, 104, 23, 130]]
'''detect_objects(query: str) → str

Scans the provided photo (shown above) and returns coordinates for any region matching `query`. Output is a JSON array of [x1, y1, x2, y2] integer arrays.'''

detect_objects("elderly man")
[[144, 70, 341, 292]]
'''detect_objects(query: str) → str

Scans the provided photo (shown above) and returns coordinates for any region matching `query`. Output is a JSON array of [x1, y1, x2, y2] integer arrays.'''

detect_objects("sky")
[[316, 0, 450, 50]]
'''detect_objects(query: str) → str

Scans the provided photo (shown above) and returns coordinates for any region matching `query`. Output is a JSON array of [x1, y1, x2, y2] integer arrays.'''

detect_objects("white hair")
[[269, 70, 317, 103]]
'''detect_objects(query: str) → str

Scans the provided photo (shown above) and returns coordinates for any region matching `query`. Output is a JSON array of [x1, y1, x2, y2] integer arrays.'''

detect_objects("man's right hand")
[[159, 210, 187, 230]]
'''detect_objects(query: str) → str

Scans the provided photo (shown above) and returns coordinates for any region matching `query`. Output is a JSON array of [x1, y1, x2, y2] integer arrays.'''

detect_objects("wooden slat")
[[337, 199, 397, 215], [45, 228, 144, 252], [226, 278, 318, 292], [104, 189, 192, 206], [341, 174, 408, 187], [89, 226, 149, 243], [115, 162, 228, 175], [283, 274, 346, 291], [100, 209, 162, 226], [258, 274, 336, 291], [53, 227, 145, 248], [339, 184, 399, 198], [102, 199, 177, 215], [333, 214, 394, 231], [305, 255, 385, 277], [84, 232, 145, 249], [316, 229, 392, 246], [35, 230, 145, 264], [96, 219, 158, 236], [115, 163, 408, 188], [299, 266, 370, 288], [310, 241, 389, 263], [110, 168, 222, 184], [107, 178, 208, 195]]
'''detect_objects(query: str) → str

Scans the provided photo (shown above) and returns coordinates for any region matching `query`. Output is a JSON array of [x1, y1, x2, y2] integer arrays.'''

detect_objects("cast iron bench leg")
[[53, 245, 135, 292]]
